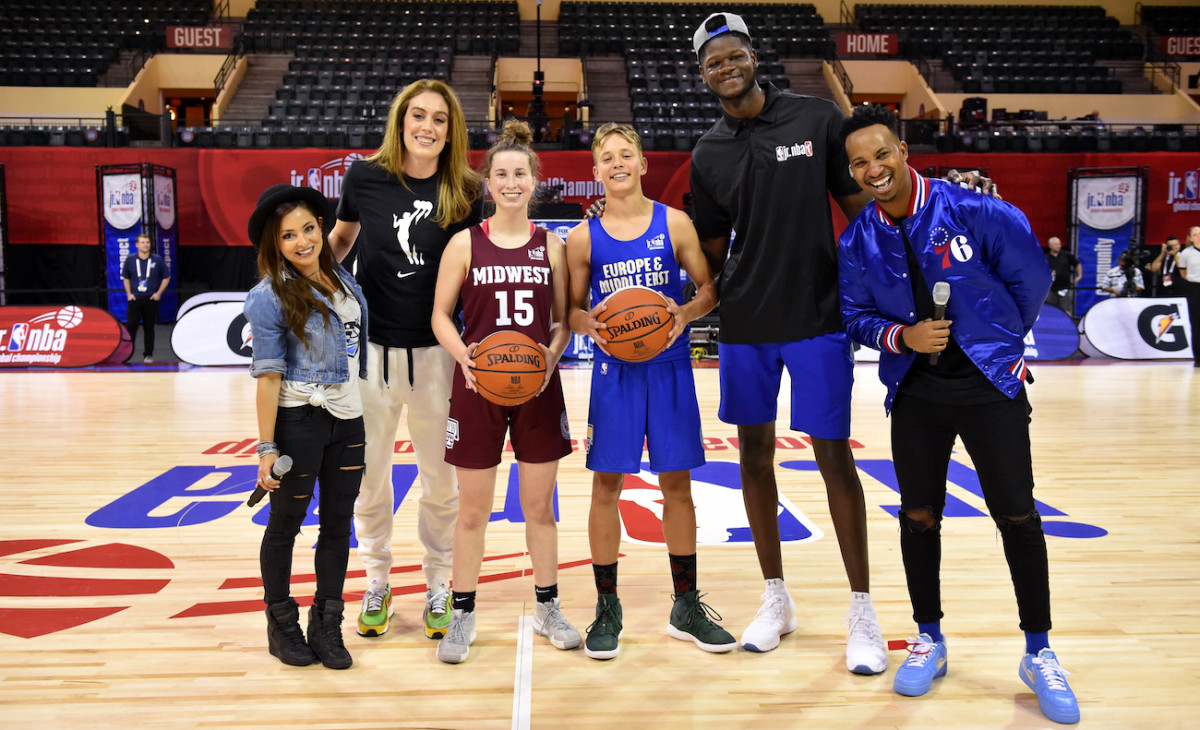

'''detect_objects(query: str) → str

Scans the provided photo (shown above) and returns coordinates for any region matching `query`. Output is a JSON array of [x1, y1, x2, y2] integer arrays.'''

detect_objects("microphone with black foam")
[[929, 281, 951, 366], [247, 455, 293, 507]]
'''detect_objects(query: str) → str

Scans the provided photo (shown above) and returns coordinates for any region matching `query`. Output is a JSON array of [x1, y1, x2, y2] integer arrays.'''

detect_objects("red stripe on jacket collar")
[[874, 166, 928, 225]]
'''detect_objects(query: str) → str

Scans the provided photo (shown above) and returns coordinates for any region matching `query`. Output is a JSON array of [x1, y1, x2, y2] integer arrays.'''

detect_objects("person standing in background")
[[328, 79, 484, 640], [121, 233, 169, 364], [1175, 226, 1200, 366], [1043, 236, 1081, 314]]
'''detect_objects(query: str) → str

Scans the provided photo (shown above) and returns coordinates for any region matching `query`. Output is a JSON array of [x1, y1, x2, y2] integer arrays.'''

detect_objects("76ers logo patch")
[[930, 226, 975, 269]]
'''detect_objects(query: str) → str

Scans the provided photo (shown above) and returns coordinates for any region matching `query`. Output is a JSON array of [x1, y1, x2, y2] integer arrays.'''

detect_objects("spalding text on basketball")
[[607, 312, 665, 338]]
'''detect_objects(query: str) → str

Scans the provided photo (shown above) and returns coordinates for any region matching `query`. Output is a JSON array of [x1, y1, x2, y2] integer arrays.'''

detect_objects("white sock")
[[851, 591, 874, 613], [765, 578, 788, 594]]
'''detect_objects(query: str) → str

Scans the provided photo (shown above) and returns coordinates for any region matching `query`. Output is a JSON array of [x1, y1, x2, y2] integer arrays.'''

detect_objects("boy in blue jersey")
[[838, 104, 1079, 725], [565, 122, 735, 659]]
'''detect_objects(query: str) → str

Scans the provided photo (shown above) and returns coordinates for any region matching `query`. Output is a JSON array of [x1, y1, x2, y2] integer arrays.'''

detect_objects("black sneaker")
[[667, 590, 737, 653], [584, 593, 623, 660], [307, 599, 353, 669]]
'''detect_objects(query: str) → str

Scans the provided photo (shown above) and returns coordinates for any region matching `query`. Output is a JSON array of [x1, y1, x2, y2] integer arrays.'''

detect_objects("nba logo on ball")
[[617, 461, 822, 546]]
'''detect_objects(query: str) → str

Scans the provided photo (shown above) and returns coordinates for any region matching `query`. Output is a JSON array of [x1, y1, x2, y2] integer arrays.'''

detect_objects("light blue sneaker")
[[893, 633, 948, 697], [1020, 648, 1080, 724]]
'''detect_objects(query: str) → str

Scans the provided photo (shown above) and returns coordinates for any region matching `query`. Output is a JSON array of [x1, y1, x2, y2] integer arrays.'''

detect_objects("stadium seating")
[[856, 4, 1141, 94]]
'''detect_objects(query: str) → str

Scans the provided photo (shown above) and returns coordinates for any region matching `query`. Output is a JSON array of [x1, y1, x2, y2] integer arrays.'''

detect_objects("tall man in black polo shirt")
[[688, 12, 888, 673]]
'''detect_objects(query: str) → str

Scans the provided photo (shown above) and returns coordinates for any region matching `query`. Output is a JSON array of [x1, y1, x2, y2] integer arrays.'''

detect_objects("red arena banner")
[[838, 33, 899, 56], [1162, 36, 1200, 59], [1, 148, 1198, 248], [0, 305, 122, 367], [166, 26, 232, 51]]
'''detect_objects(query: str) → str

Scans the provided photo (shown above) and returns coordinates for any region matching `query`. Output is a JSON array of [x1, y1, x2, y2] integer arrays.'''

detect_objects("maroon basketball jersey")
[[461, 223, 554, 347]]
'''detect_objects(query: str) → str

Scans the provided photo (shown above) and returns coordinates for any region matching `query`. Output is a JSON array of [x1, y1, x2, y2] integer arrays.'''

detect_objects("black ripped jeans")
[[260, 404, 365, 606], [890, 390, 1051, 633]]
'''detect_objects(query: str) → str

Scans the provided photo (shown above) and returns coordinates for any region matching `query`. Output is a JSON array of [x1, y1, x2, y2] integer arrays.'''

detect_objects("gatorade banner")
[[1080, 296, 1192, 360], [0, 305, 122, 367], [1072, 174, 1141, 317], [101, 172, 144, 322], [152, 171, 179, 321]]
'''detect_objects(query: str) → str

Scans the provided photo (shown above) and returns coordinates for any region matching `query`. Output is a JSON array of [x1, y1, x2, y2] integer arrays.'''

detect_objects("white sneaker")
[[533, 598, 582, 650], [436, 609, 476, 664], [844, 606, 888, 675], [740, 589, 797, 652]]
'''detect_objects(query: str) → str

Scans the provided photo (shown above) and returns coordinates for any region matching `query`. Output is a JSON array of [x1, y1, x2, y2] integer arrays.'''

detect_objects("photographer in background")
[[1102, 250, 1145, 297], [1148, 235, 1181, 297]]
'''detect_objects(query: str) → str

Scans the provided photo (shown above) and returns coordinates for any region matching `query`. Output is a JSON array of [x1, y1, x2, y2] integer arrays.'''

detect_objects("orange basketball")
[[469, 330, 547, 406], [597, 286, 675, 362]]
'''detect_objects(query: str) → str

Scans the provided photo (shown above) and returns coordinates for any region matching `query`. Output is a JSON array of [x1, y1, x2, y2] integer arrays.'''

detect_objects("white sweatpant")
[[353, 342, 458, 590]]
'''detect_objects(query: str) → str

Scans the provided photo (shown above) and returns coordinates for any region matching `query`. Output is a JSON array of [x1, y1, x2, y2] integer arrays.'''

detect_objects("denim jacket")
[[244, 265, 369, 384]]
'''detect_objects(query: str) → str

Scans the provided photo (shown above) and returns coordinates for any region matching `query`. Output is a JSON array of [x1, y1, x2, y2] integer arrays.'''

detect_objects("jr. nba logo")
[[617, 461, 823, 545]]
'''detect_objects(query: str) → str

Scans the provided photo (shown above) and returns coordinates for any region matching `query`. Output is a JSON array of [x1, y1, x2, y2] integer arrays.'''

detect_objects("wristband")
[[256, 440, 280, 458]]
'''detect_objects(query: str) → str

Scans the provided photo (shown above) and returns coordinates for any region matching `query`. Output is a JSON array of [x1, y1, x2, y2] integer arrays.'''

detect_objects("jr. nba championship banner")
[[151, 169, 179, 321], [100, 170, 144, 322], [1070, 170, 1145, 317], [98, 164, 179, 322]]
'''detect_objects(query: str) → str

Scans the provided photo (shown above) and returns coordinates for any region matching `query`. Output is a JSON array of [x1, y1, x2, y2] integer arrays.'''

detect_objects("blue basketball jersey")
[[588, 201, 688, 364]]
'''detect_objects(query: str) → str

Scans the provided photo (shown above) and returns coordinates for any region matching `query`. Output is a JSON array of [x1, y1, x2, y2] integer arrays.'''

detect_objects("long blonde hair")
[[366, 79, 480, 228]]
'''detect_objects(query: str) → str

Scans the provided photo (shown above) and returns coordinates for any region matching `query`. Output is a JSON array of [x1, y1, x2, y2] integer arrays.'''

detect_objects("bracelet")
[[256, 441, 280, 458]]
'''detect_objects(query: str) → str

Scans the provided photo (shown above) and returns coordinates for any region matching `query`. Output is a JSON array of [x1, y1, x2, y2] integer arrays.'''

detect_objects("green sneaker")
[[424, 585, 452, 639], [667, 590, 737, 653], [584, 593, 623, 660], [356, 584, 392, 637]]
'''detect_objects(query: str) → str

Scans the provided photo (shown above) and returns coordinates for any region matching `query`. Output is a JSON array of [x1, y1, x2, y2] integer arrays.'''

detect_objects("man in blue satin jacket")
[[836, 104, 1080, 726]]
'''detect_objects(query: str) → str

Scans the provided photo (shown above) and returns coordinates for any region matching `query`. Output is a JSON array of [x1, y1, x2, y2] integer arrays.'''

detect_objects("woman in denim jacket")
[[243, 184, 369, 670]]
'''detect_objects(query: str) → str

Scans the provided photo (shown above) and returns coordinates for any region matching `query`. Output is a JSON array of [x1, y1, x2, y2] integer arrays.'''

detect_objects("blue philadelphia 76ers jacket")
[[838, 167, 1051, 412]]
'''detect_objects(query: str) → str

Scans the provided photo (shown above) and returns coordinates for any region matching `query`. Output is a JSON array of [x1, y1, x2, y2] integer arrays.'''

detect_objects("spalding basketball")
[[597, 286, 675, 362], [470, 330, 547, 406]]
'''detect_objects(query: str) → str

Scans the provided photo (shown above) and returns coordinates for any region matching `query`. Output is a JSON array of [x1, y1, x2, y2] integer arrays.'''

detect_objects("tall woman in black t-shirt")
[[328, 79, 483, 641]]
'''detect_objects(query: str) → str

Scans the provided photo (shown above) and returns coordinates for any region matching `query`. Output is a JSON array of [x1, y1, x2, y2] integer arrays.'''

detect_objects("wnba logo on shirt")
[[617, 461, 822, 546]]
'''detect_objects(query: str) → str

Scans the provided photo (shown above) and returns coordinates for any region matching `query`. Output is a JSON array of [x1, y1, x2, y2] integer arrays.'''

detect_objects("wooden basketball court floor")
[[1, 360, 1197, 728]]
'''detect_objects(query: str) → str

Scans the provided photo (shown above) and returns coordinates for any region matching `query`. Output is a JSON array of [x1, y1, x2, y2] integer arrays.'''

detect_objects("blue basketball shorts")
[[717, 333, 854, 440], [585, 357, 705, 473]]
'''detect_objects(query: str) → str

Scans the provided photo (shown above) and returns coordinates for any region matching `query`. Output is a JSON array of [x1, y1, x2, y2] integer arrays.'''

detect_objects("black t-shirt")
[[690, 83, 862, 344], [337, 160, 482, 348], [1045, 249, 1079, 290], [897, 224, 1007, 405]]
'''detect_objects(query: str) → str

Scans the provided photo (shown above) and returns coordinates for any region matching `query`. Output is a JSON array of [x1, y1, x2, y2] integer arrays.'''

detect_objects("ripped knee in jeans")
[[899, 507, 941, 533]]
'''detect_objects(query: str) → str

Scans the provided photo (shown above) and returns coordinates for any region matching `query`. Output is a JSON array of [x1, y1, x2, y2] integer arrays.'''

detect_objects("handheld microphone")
[[930, 281, 951, 366], [247, 455, 293, 507]]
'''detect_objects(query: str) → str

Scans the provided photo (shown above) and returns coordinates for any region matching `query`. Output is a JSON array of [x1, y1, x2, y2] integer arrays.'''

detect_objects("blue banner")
[[1072, 175, 1140, 316], [152, 171, 179, 321], [1025, 304, 1080, 361], [104, 221, 142, 322]]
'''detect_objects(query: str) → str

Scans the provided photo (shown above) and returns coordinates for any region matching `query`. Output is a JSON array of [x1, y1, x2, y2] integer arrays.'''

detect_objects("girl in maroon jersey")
[[430, 119, 577, 664]]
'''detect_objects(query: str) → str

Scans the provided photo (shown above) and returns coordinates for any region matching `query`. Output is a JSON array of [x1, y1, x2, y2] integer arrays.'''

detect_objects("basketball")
[[56, 306, 83, 329], [597, 286, 675, 362], [469, 330, 547, 406]]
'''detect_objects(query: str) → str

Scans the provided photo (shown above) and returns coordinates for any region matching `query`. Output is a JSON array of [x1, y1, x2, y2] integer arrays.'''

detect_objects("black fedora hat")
[[247, 184, 334, 247]]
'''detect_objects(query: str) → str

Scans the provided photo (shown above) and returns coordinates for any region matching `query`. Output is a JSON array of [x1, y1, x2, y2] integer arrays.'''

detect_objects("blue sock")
[[1025, 631, 1049, 655], [918, 622, 943, 643]]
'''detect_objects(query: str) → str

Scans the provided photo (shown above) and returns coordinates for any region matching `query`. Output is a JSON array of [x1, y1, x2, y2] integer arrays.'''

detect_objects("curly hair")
[[839, 103, 900, 146]]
